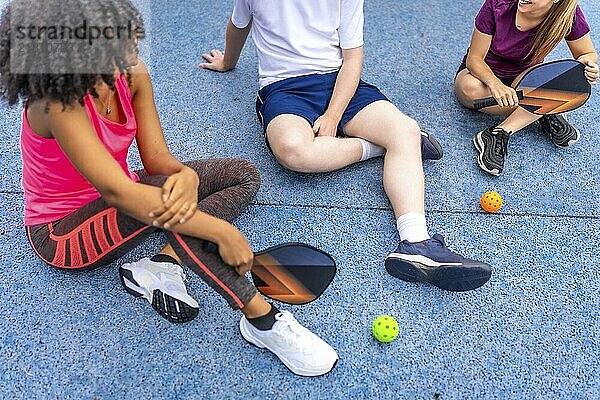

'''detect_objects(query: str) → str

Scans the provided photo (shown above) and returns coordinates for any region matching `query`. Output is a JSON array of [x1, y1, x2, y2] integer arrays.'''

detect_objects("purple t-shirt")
[[468, 0, 590, 78]]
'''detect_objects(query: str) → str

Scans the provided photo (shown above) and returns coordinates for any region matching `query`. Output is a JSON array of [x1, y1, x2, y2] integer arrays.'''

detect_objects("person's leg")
[[341, 99, 492, 292], [157, 159, 337, 376], [454, 69, 516, 116], [344, 100, 425, 218], [455, 68, 543, 130], [26, 198, 158, 271], [266, 114, 365, 173], [25, 194, 200, 322], [455, 69, 543, 175], [137, 158, 262, 264], [121, 158, 263, 321]]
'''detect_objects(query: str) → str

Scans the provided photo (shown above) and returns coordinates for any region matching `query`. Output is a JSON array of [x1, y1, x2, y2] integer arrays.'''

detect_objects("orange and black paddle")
[[251, 243, 336, 305], [203, 242, 336, 305], [473, 59, 591, 114]]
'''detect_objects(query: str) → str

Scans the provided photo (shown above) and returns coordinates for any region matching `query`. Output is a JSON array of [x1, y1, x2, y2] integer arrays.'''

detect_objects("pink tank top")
[[21, 75, 140, 226]]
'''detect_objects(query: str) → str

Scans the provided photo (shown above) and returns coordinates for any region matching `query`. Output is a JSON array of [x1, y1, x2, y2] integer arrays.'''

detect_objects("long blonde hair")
[[529, 0, 579, 62]]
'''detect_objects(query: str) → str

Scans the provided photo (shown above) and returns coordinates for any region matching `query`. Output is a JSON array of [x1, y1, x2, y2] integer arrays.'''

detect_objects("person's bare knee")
[[266, 115, 316, 172], [272, 137, 313, 171], [455, 74, 489, 109], [382, 114, 421, 153]]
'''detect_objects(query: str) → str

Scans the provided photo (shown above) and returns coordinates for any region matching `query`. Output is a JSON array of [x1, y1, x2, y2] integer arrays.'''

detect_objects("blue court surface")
[[1, 0, 599, 399]]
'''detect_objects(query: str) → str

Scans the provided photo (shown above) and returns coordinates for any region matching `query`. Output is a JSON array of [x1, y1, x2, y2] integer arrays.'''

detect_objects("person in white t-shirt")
[[201, 0, 494, 362]]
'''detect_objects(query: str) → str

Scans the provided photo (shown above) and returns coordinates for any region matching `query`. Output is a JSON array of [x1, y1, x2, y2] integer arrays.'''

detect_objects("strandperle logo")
[[14, 20, 145, 47]]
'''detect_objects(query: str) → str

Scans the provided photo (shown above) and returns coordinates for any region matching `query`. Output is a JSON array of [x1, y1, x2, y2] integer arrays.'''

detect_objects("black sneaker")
[[539, 114, 580, 148], [473, 126, 511, 176]]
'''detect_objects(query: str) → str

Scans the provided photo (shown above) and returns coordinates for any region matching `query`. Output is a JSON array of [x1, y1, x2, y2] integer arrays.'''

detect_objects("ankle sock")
[[357, 138, 385, 161], [247, 304, 280, 331], [397, 213, 430, 243], [151, 254, 180, 265]]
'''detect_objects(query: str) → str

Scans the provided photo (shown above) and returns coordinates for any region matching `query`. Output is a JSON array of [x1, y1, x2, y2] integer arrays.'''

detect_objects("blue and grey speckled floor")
[[1, 0, 599, 399]]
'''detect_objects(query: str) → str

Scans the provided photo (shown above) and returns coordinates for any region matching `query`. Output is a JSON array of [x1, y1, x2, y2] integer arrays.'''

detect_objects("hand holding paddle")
[[474, 59, 591, 114]]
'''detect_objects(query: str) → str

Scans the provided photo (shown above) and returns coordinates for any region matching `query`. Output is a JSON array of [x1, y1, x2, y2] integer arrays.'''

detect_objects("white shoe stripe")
[[386, 253, 462, 267]]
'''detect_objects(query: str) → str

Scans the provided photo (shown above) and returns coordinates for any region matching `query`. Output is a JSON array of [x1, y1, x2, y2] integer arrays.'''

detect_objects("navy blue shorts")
[[255, 72, 388, 141]]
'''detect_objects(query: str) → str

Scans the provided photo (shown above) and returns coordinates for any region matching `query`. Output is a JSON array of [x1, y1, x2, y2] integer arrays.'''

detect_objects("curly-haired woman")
[[0, 0, 337, 376]]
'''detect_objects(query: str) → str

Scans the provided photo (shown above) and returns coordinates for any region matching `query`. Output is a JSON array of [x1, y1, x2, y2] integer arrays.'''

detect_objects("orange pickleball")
[[480, 191, 503, 213]]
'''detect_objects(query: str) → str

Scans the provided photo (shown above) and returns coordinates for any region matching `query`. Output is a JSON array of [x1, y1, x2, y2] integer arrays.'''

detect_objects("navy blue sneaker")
[[421, 131, 443, 161], [385, 234, 492, 292]]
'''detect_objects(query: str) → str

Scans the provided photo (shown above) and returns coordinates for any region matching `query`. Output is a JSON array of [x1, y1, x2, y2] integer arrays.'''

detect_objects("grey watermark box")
[[9, 0, 150, 74]]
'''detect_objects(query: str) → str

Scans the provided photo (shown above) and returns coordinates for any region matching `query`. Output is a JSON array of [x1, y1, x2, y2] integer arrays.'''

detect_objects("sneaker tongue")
[[432, 234, 446, 246]]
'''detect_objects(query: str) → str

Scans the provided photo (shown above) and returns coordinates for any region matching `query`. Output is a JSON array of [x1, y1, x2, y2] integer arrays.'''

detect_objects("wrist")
[[212, 219, 235, 244], [324, 109, 343, 121], [222, 55, 235, 71]]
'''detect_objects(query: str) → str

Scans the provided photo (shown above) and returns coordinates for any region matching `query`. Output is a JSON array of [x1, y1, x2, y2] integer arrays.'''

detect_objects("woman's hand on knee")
[[149, 167, 199, 228]]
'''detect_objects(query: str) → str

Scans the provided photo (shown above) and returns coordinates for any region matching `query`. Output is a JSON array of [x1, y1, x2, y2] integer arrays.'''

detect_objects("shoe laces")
[[430, 234, 460, 257], [491, 127, 510, 158], [273, 311, 313, 350], [542, 114, 569, 138]]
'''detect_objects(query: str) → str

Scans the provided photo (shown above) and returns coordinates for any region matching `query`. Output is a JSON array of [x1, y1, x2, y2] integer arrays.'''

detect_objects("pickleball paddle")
[[473, 59, 591, 114], [251, 243, 336, 305], [203, 242, 336, 305]]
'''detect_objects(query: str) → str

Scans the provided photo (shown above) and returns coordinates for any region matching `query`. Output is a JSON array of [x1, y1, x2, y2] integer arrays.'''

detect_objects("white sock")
[[396, 213, 430, 243], [357, 138, 385, 161]]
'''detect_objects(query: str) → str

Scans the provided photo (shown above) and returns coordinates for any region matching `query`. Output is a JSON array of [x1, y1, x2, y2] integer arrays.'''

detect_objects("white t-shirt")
[[232, 0, 364, 88]]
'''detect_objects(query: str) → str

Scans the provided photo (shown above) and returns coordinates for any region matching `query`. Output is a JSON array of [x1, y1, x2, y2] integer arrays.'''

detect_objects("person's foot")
[[538, 114, 580, 148], [239, 310, 338, 377], [119, 258, 199, 323], [421, 131, 443, 160], [385, 234, 492, 292], [473, 126, 511, 176]]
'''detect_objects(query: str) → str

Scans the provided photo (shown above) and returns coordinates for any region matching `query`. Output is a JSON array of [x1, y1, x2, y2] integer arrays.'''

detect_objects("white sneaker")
[[119, 258, 199, 323], [239, 310, 338, 376]]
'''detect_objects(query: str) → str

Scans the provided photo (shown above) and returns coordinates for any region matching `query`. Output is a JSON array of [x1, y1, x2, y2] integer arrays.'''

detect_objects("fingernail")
[[162, 195, 167, 202], [148, 213, 154, 217], [153, 221, 160, 227], [179, 219, 185, 224], [164, 223, 170, 229]]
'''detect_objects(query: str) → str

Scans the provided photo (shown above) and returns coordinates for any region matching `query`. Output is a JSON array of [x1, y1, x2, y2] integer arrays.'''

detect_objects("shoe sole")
[[119, 267, 199, 324], [239, 319, 338, 377], [385, 257, 492, 292], [473, 134, 501, 176]]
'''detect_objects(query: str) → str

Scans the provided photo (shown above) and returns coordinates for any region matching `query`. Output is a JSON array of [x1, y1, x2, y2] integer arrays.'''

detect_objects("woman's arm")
[[129, 60, 200, 227], [313, 46, 364, 137], [131, 60, 186, 177], [466, 29, 520, 107], [567, 33, 598, 84], [43, 103, 254, 272], [200, 19, 251, 72]]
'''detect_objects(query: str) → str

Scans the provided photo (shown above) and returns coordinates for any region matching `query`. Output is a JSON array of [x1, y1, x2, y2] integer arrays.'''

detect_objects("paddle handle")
[[473, 90, 524, 110]]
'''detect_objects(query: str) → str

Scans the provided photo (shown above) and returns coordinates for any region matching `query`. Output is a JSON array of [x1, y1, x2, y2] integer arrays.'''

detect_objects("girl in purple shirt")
[[454, 0, 598, 176]]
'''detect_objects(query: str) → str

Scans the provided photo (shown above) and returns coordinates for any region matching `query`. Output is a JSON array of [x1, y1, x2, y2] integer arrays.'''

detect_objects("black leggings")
[[26, 159, 261, 310]]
